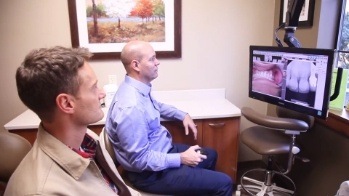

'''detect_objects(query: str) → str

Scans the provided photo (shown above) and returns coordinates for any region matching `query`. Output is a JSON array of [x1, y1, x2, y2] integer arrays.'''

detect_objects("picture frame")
[[68, 0, 181, 60], [279, 0, 315, 27]]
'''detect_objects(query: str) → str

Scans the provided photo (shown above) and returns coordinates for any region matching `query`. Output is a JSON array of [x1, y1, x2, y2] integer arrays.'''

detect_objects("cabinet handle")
[[208, 122, 225, 128]]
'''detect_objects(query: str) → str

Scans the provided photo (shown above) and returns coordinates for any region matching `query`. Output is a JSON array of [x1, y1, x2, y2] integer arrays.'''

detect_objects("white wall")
[[0, 0, 275, 161]]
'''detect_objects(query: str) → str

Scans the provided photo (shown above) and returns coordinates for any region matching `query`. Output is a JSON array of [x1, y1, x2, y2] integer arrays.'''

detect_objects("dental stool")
[[237, 107, 314, 196]]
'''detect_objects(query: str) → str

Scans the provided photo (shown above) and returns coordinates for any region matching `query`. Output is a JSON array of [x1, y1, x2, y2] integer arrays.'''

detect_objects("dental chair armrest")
[[241, 107, 309, 131]]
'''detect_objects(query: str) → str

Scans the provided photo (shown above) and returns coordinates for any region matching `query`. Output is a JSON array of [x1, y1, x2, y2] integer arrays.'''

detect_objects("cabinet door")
[[202, 117, 240, 181], [88, 125, 104, 135], [162, 120, 203, 146]]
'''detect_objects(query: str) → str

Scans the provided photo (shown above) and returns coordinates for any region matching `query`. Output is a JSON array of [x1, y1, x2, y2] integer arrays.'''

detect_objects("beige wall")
[[0, 0, 72, 127], [0, 0, 276, 161]]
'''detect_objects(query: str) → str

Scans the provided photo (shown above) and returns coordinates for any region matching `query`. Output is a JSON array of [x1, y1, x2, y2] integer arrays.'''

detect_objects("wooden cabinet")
[[87, 125, 104, 135], [10, 125, 105, 145], [162, 120, 203, 146], [162, 117, 240, 182]]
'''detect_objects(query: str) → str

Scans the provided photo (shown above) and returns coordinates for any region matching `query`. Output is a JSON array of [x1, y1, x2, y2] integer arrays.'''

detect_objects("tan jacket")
[[4, 125, 140, 196]]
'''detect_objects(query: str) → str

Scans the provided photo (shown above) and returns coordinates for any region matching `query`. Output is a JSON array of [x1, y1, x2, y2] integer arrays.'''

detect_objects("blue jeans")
[[126, 143, 233, 196]]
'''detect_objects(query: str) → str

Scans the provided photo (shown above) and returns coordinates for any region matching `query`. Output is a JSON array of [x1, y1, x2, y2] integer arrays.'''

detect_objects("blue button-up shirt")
[[105, 76, 187, 172]]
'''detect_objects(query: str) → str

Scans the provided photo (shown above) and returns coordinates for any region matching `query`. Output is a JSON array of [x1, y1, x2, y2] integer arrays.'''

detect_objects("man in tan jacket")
[[4, 46, 140, 196]]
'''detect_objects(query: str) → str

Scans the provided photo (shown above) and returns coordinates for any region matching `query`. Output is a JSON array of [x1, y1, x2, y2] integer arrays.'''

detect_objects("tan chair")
[[237, 107, 314, 196], [101, 128, 169, 196], [0, 131, 31, 194]]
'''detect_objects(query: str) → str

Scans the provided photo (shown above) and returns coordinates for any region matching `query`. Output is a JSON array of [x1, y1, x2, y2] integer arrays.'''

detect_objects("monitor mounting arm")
[[279, 0, 341, 101], [283, 0, 305, 47]]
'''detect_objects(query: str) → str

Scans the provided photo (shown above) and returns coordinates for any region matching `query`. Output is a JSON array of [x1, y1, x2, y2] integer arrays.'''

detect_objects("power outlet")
[[108, 75, 117, 84]]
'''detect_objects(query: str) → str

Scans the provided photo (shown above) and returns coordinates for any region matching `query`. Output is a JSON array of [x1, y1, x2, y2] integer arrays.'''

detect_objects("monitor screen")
[[249, 45, 335, 119]]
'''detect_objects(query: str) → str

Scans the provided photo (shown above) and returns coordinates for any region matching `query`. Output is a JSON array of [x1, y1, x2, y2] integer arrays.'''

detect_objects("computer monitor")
[[249, 45, 335, 119]]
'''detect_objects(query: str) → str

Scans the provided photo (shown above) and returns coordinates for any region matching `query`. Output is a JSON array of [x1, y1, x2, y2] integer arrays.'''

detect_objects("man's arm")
[[182, 114, 197, 140], [156, 100, 197, 139]]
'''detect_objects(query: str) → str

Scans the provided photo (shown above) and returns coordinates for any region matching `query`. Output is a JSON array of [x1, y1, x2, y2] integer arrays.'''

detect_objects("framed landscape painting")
[[68, 0, 181, 59]]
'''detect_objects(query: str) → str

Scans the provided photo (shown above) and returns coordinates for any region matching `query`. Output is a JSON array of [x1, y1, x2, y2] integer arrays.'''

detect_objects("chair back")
[[100, 128, 175, 196], [0, 131, 31, 195], [241, 107, 309, 131], [0, 131, 31, 182], [102, 128, 120, 167], [276, 106, 314, 129]]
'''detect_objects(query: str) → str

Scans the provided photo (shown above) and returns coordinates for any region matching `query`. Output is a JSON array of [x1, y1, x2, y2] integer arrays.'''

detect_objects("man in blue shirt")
[[105, 41, 233, 195]]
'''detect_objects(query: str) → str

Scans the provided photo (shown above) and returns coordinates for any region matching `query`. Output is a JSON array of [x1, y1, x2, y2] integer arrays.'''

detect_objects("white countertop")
[[4, 88, 241, 131]]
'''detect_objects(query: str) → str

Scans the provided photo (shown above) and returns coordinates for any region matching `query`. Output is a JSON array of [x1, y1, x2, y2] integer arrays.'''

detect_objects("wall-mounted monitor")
[[249, 45, 335, 119]]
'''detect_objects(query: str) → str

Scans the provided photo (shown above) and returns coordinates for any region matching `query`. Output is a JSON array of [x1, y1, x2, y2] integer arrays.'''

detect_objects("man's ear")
[[131, 60, 140, 72], [56, 94, 74, 114]]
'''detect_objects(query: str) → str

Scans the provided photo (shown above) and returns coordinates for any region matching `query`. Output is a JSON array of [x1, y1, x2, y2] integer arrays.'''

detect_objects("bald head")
[[121, 41, 152, 69], [120, 40, 159, 84]]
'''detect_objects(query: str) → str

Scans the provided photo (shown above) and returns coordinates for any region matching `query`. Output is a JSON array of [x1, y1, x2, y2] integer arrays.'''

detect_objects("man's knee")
[[205, 147, 218, 159], [215, 172, 234, 196]]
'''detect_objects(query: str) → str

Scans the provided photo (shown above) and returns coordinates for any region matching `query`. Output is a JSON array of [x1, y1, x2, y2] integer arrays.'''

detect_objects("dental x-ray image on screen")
[[249, 45, 334, 119], [285, 59, 317, 107]]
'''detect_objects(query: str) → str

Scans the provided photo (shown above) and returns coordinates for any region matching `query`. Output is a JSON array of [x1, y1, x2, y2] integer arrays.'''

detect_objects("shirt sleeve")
[[112, 106, 181, 172], [154, 99, 187, 121]]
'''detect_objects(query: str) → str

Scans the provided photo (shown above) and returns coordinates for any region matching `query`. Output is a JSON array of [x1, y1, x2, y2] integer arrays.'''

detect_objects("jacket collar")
[[36, 124, 91, 180]]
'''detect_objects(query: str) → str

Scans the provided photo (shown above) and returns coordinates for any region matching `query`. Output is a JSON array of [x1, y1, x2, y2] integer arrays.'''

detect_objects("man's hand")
[[180, 145, 207, 167], [183, 114, 197, 140]]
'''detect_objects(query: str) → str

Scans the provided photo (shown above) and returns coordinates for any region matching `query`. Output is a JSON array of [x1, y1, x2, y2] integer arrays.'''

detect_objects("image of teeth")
[[254, 70, 274, 81]]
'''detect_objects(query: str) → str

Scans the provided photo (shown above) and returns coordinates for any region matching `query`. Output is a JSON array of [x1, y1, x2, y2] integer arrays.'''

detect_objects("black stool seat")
[[241, 126, 290, 155]]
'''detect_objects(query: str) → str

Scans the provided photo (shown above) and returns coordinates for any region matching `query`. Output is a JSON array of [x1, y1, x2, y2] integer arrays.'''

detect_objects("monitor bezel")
[[249, 45, 335, 119]]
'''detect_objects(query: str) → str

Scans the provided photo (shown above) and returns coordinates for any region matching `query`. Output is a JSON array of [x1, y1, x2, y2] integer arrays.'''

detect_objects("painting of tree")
[[86, 0, 165, 43], [68, 0, 181, 59]]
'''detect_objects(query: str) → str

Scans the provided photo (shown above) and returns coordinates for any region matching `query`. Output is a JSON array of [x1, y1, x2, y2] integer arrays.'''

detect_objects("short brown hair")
[[16, 46, 92, 121]]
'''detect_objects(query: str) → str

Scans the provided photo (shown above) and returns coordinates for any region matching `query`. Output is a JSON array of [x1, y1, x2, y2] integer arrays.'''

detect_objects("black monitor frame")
[[249, 45, 335, 119]]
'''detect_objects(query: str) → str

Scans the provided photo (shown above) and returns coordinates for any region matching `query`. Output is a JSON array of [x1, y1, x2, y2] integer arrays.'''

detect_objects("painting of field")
[[86, 0, 165, 43]]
